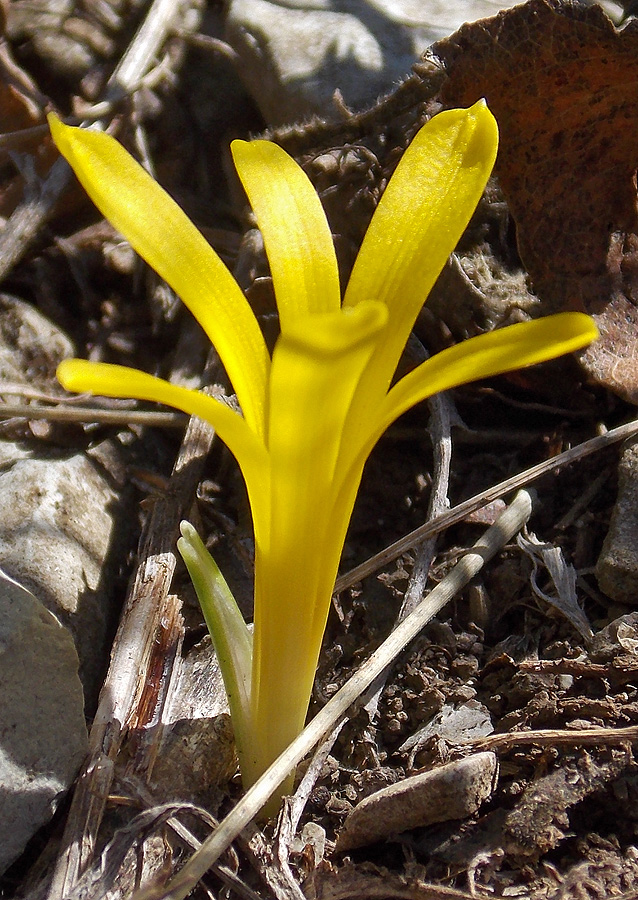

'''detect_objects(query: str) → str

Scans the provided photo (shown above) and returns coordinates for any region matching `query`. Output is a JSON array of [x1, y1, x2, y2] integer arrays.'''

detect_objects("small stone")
[[335, 751, 498, 851], [0, 569, 87, 874], [596, 438, 638, 605], [590, 612, 638, 661]]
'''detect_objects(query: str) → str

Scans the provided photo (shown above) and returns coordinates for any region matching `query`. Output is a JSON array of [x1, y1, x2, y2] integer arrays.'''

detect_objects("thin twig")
[[400, 387, 454, 619], [285, 720, 347, 835], [0, 402, 187, 427], [269, 720, 348, 891], [472, 723, 638, 753], [104, 0, 181, 100], [335, 418, 638, 592], [131, 490, 534, 900], [361, 367, 454, 729]]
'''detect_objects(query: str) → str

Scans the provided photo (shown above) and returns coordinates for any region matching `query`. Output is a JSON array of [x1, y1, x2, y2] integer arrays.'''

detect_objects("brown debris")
[[434, 0, 638, 401], [304, 860, 478, 900], [503, 748, 632, 860]]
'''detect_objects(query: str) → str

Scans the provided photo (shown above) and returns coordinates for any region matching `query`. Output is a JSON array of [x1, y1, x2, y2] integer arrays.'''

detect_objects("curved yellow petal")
[[249, 301, 388, 780], [49, 115, 269, 439], [373, 313, 598, 461], [57, 359, 268, 493], [231, 139, 341, 331], [344, 100, 499, 396]]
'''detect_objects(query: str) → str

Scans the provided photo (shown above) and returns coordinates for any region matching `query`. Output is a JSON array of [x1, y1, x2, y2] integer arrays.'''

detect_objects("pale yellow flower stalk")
[[49, 104, 597, 798]]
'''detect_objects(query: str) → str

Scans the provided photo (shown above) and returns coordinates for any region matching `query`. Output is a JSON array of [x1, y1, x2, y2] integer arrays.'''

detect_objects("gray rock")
[[0, 294, 133, 706], [224, 0, 521, 126], [0, 570, 87, 874], [0, 441, 129, 703], [596, 438, 638, 605], [0, 293, 137, 871], [336, 751, 498, 851], [0, 293, 73, 385]]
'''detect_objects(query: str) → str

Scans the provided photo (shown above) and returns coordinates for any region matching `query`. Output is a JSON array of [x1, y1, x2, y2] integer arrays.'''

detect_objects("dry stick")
[[400, 336, 456, 621], [0, 402, 187, 427], [335, 417, 638, 593], [103, 0, 180, 104], [286, 721, 347, 833], [473, 723, 638, 753], [0, 155, 73, 283], [245, 827, 307, 900], [400, 388, 454, 618], [270, 720, 348, 899], [132, 489, 534, 900]]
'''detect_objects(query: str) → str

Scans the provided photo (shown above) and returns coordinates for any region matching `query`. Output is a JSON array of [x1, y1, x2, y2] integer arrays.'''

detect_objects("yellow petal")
[[49, 115, 269, 439], [248, 300, 388, 781], [57, 358, 267, 495], [231, 139, 341, 331], [377, 312, 598, 452], [344, 100, 499, 396]]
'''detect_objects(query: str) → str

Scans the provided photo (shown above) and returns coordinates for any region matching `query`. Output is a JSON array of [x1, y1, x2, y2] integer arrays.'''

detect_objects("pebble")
[[596, 438, 638, 606], [335, 751, 498, 851]]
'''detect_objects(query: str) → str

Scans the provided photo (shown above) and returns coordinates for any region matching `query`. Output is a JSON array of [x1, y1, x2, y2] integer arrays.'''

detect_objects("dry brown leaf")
[[434, 0, 638, 402]]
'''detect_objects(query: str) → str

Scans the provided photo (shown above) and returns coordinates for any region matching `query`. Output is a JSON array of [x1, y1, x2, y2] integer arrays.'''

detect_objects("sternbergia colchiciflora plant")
[[49, 102, 597, 804]]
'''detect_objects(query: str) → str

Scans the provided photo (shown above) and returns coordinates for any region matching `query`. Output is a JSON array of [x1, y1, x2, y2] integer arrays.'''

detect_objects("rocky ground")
[[2, 1, 638, 898]]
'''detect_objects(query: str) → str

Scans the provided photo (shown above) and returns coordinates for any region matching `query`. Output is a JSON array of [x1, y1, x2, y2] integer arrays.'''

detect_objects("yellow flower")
[[49, 104, 597, 798]]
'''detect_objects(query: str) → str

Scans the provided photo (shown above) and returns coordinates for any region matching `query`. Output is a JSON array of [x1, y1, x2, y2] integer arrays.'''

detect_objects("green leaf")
[[177, 522, 255, 778]]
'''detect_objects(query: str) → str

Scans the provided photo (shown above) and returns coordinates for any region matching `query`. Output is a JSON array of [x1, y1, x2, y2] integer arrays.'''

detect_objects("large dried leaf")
[[434, 0, 638, 401]]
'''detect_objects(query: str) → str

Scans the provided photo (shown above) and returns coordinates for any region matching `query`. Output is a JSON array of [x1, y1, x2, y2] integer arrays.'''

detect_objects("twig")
[[472, 723, 638, 754], [242, 829, 306, 900], [103, 0, 182, 101], [400, 388, 454, 619], [0, 155, 72, 283], [0, 402, 187, 427], [361, 367, 454, 730], [335, 418, 638, 592], [131, 490, 534, 900], [285, 720, 347, 835], [270, 720, 348, 893]]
